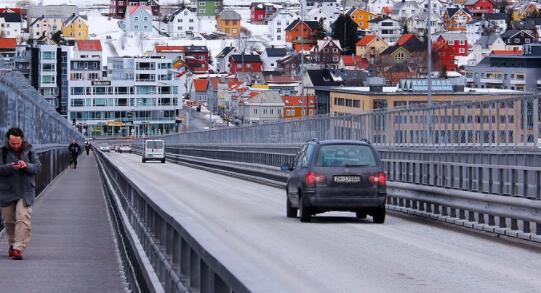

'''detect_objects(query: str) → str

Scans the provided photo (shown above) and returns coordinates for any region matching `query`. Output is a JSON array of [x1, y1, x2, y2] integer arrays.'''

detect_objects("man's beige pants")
[[1, 199, 32, 251]]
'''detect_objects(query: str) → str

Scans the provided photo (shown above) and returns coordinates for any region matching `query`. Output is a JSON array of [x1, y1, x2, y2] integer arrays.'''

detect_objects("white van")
[[142, 139, 165, 163]]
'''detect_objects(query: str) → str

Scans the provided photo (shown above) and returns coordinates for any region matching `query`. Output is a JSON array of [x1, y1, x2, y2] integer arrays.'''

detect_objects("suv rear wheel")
[[286, 196, 297, 218], [299, 194, 311, 223], [372, 208, 386, 224]]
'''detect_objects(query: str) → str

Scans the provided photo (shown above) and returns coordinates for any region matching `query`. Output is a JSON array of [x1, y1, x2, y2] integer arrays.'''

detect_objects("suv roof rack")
[[359, 138, 371, 144]]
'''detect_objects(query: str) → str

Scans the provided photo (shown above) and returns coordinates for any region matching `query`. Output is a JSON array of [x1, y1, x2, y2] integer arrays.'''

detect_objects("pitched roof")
[[341, 55, 368, 69], [316, 37, 342, 51], [193, 79, 208, 92], [368, 16, 396, 24], [127, 5, 152, 17], [75, 40, 102, 51], [285, 19, 319, 31], [501, 29, 534, 40], [155, 45, 185, 53], [216, 46, 236, 58], [0, 38, 17, 50], [475, 34, 501, 48], [281, 95, 316, 107], [396, 34, 415, 46], [185, 46, 208, 53], [64, 13, 87, 25], [446, 7, 471, 18], [219, 10, 241, 20], [164, 7, 194, 23], [230, 54, 262, 62], [484, 12, 506, 20], [0, 8, 23, 15], [356, 35, 377, 46], [0, 12, 22, 23], [437, 32, 468, 42], [265, 47, 288, 57]]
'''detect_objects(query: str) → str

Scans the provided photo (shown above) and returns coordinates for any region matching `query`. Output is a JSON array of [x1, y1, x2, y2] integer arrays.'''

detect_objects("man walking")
[[0, 127, 41, 260], [85, 141, 92, 156], [68, 139, 81, 169]]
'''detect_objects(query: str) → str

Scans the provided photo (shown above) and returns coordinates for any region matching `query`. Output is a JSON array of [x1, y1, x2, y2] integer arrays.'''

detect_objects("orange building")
[[216, 10, 241, 37], [285, 19, 320, 52], [346, 7, 376, 30], [281, 95, 316, 119]]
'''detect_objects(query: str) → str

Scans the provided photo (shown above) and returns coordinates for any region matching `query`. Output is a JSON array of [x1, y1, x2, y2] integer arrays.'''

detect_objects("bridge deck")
[[0, 154, 127, 292]]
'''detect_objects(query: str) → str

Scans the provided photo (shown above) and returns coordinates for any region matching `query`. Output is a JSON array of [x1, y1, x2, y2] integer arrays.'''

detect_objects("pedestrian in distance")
[[85, 141, 92, 156], [0, 127, 41, 260], [68, 139, 81, 169]]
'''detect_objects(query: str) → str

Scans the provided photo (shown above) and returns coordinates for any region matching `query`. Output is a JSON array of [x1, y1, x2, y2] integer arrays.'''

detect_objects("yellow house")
[[216, 10, 241, 38], [346, 7, 376, 30], [62, 14, 88, 40], [355, 35, 388, 59], [511, 3, 539, 21]]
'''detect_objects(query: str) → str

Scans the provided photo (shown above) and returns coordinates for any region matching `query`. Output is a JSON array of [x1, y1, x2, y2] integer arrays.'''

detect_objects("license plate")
[[334, 176, 361, 183]]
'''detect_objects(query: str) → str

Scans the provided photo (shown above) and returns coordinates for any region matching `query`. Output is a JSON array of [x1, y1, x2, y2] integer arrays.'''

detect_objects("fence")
[[0, 69, 83, 145], [155, 95, 541, 148]]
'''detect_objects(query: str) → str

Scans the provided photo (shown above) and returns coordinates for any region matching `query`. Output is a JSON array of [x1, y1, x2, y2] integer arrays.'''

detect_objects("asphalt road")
[[107, 152, 541, 293]]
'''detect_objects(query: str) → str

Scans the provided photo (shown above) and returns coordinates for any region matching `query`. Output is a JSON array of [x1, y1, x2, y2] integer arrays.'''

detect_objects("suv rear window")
[[315, 144, 377, 167], [146, 141, 164, 149]]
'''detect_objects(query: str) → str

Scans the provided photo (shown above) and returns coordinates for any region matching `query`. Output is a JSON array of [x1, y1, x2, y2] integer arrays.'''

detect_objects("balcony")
[[480, 78, 503, 84], [510, 79, 525, 85]]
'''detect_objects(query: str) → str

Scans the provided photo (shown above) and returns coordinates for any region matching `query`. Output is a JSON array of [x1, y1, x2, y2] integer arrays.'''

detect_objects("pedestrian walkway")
[[0, 153, 128, 292]]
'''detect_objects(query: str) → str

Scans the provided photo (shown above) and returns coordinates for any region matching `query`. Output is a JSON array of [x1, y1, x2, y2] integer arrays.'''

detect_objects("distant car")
[[281, 139, 387, 223], [119, 145, 132, 153], [114, 145, 121, 152], [142, 139, 165, 163], [98, 143, 111, 152]]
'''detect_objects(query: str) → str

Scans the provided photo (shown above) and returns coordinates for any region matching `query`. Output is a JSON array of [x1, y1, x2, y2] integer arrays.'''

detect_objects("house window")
[[333, 56, 339, 62], [199, 9, 205, 13], [448, 40, 454, 45], [135, 17, 139, 21], [333, 48, 338, 53], [459, 48, 465, 53], [459, 40, 465, 45], [514, 38, 520, 43], [144, 17, 148, 21], [525, 39, 531, 43]]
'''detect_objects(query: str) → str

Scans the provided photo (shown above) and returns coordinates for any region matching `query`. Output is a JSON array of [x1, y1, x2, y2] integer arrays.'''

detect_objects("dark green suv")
[[281, 139, 387, 223]]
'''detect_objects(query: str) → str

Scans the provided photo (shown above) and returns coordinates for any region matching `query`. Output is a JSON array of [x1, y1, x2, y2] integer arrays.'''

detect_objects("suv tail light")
[[369, 172, 386, 186], [305, 171, 326, 186]]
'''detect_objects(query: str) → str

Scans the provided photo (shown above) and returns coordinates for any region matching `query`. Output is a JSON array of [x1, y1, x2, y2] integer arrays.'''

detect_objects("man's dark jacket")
[[0, 142, 41, 207]]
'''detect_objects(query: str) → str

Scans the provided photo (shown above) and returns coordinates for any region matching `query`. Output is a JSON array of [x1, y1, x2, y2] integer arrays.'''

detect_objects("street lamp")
[[299, 0, 306, 117]]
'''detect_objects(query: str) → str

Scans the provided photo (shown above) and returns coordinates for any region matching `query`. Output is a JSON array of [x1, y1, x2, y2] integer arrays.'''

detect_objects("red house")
[[437, 33, 468, 56], [433, 40, 457, 71], [185, 46, 209, 73], [464, 0, 495, 18], [250, 3, 266, 23], [229, 54, 263, 74]]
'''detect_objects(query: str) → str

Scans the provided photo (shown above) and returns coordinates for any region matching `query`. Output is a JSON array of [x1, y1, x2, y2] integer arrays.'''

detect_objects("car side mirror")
[[280, 164, 292, 171]]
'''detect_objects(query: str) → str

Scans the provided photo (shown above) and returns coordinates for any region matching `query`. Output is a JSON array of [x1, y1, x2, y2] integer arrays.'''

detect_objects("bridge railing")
[[0, 69, 83, 144], [154, 94, 541, 148]]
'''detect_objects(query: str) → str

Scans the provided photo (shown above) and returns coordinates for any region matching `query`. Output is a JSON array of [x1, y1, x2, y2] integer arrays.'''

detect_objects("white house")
[[390, 0, 421, 21], [466, 19, 485, 44], [470, 34, 506, 64], [367, 0, 394, 14], [484, 13, 507, 33], [165, 7, 200, 37], [368, 16, 401, 43], [29, 16, 64, 39], [0, 12, 22, 39], [306, 5, 340, 31], [268, 10, 297, 44], [215, 46, 239, 73], [261, 47, 288, 71], [406, 11, 443, 37]]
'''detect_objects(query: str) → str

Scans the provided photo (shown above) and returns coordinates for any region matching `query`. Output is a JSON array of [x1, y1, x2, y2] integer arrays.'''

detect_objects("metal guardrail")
[[152, 94, 541, 148], [95, 150, 288, 293], [0, 69, 84, 145], [159, 145, 541, 242]]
